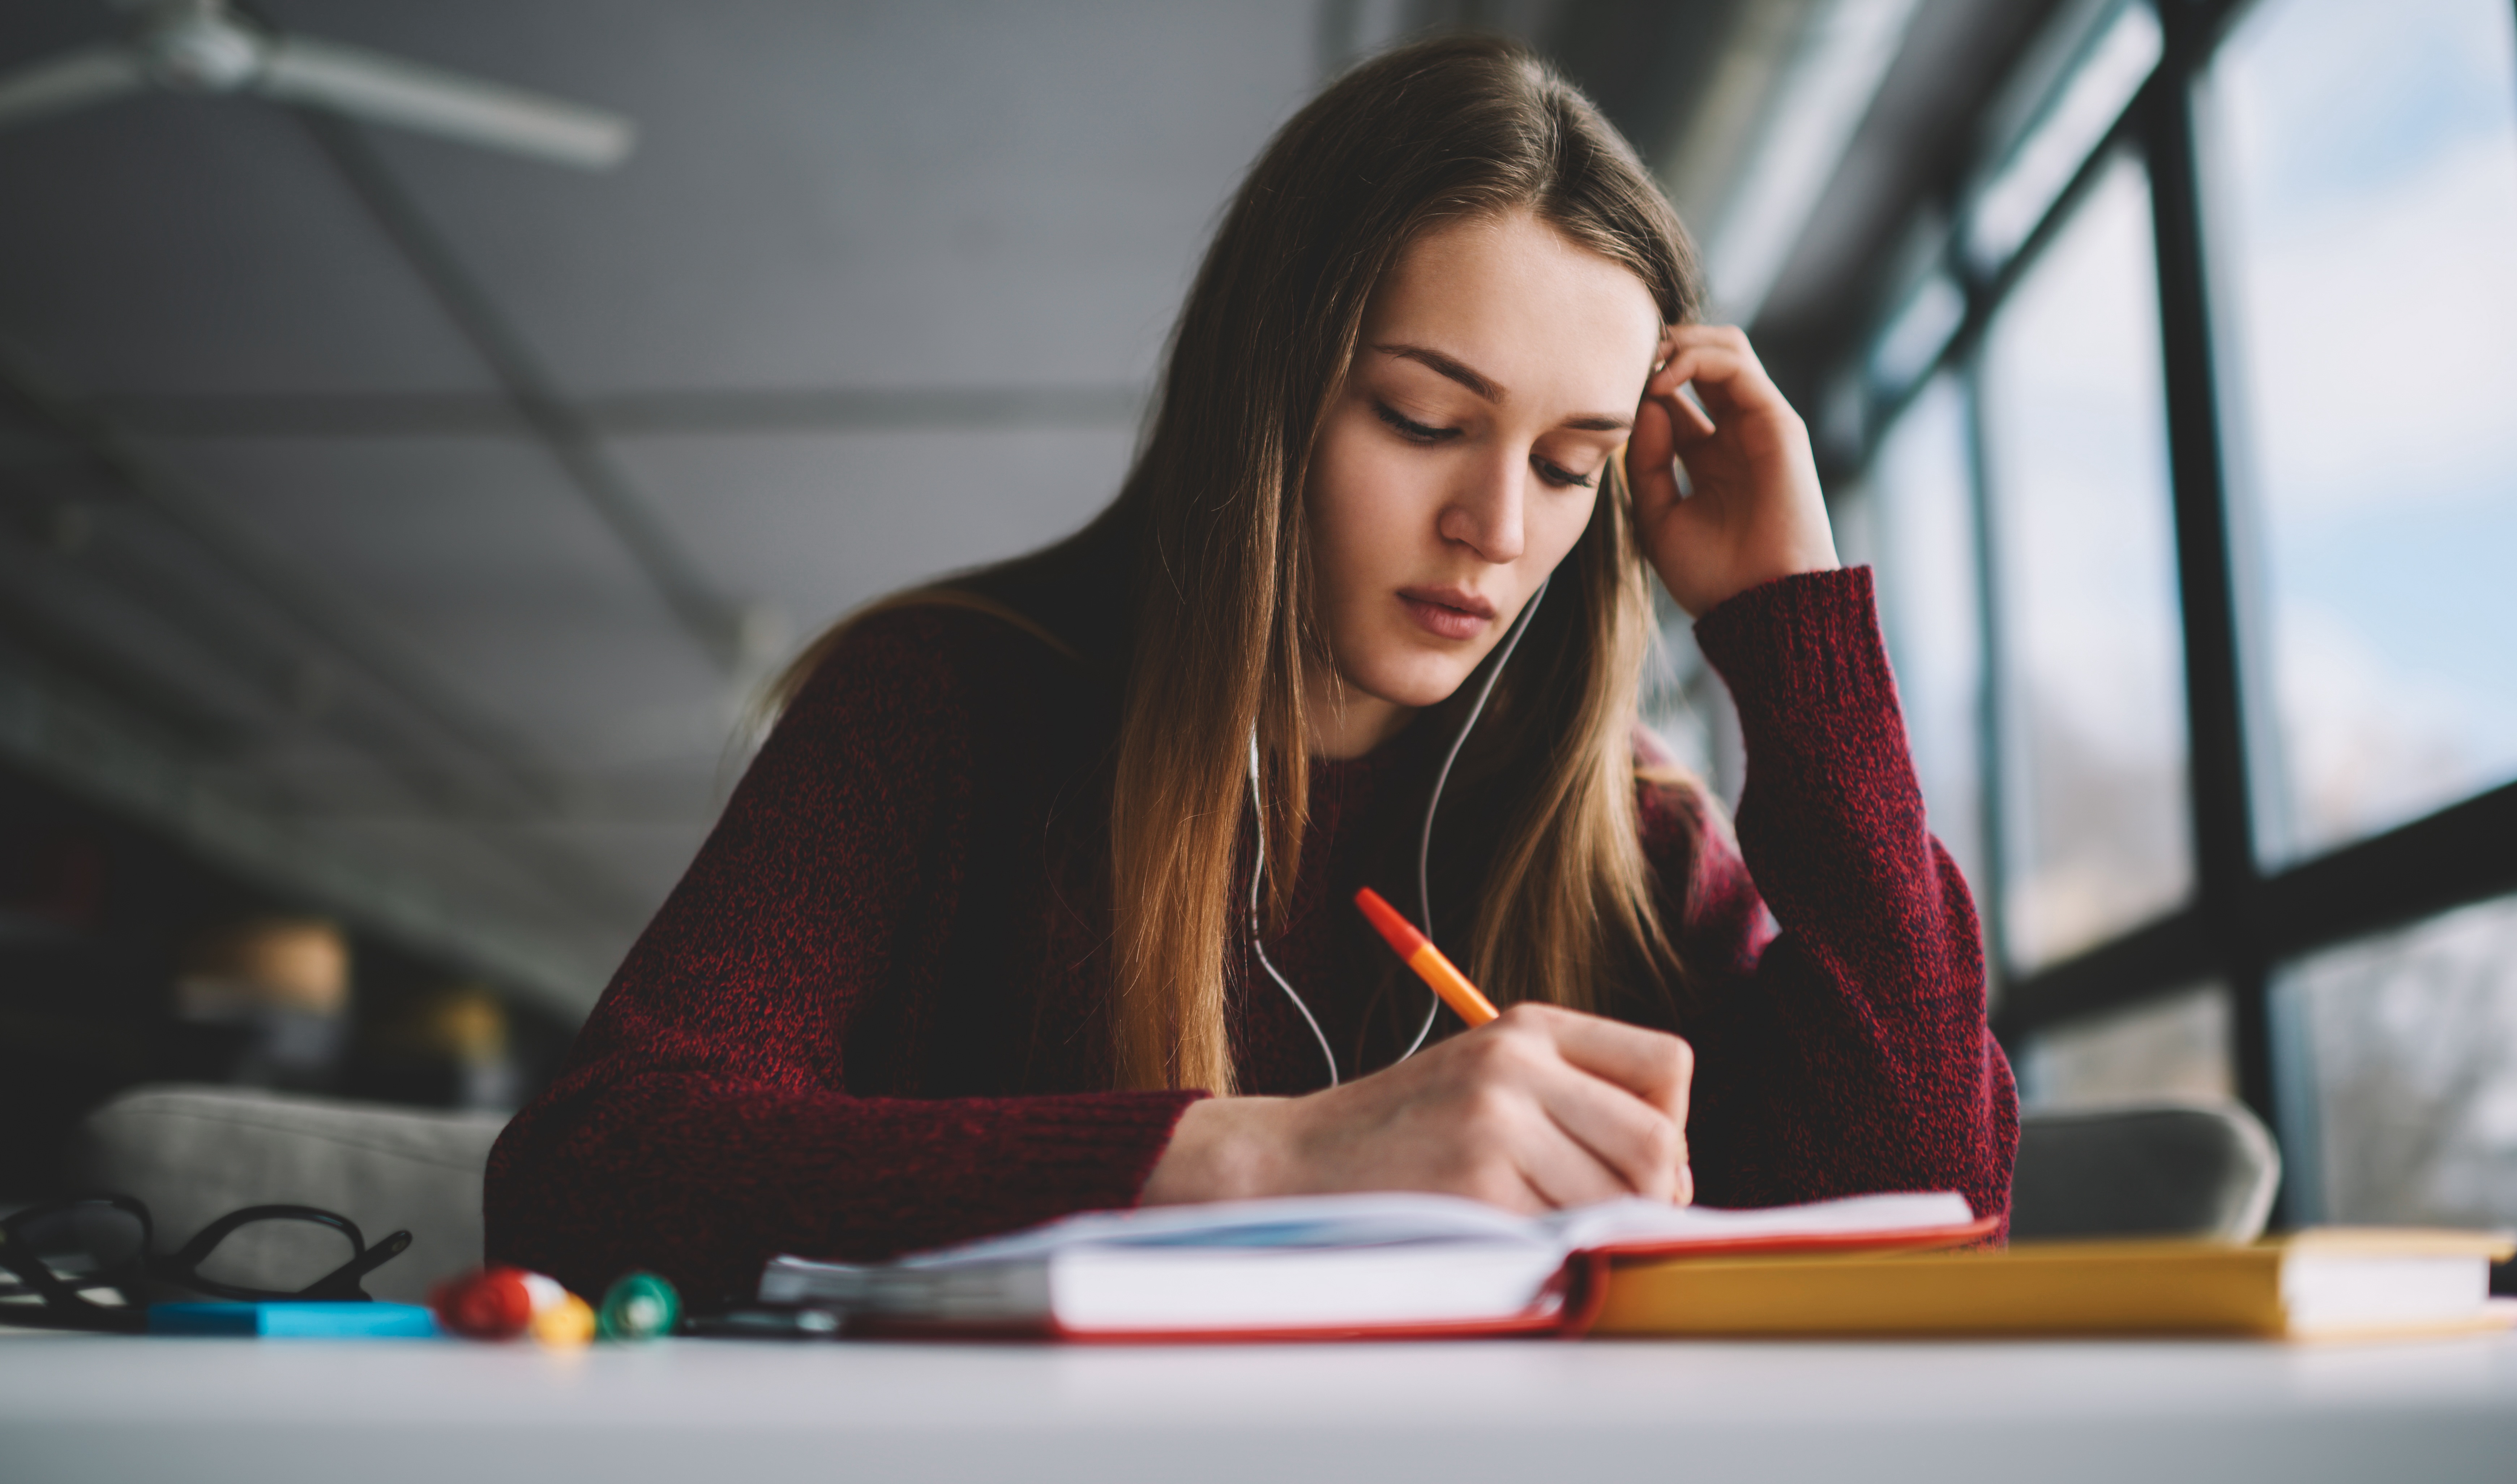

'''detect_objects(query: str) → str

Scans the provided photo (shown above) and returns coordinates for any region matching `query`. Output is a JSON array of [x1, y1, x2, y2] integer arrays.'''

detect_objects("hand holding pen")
[[1141, 889, 1694, 1213]]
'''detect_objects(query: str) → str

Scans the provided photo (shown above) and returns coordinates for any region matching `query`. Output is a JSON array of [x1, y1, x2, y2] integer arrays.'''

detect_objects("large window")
[[1845, 0, 2517, 1224], [2205, 0, 2517, 863], [2278, 896, 2517, 1226], [2022, 981, 2234, 1108], [1868, 374, 1988, 906], [1979, 154, 2191, 972]]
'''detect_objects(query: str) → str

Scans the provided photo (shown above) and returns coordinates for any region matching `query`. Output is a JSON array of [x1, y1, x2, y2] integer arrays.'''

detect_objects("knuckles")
[[1635, 1113, 1685, 1173], [1455, 1077, 1528, 1141], [1474, 1008, 1556, 1067]]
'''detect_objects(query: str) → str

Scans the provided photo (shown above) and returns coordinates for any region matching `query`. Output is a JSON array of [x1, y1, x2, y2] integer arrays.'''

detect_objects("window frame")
[[1842, 0, 2517, 1218]]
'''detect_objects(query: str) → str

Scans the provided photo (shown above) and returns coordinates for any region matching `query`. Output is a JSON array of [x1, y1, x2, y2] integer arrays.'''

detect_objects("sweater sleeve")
[[484, 610, 1200, 1304], [1653, 566, 2017, 1233]]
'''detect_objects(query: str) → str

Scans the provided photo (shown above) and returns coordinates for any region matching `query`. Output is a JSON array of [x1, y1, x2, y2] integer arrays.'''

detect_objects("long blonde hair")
[[780, 35, 1702, 1094]]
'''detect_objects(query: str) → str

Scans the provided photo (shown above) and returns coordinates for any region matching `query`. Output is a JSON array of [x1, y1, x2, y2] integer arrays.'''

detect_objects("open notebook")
[[757, 1191, 1991, 1340]]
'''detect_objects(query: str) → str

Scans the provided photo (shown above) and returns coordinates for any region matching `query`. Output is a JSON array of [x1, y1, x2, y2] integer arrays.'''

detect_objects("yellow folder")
[[1589, 1228, 2516, 1341]]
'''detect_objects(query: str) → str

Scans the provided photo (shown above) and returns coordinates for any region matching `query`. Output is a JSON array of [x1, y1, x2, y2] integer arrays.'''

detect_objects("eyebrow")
[[1373, 342, 1633, 433]]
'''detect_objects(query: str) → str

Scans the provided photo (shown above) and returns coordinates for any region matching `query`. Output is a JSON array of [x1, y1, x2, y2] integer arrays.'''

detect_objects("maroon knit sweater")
[[487, 567, 2017, 1304]]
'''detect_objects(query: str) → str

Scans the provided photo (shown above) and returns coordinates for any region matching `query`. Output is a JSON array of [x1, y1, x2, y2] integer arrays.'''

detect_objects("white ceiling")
[[0, 1, 1323, 1011]]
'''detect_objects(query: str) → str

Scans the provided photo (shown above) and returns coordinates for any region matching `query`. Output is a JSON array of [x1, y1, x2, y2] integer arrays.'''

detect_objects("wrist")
[[1660, 547, 1841, 619], [1140, 1096, 1289, 1205]]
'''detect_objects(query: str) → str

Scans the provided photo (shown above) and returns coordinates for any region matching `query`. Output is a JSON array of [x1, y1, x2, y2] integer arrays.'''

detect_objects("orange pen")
[[1353, 887, 1500, 1026]]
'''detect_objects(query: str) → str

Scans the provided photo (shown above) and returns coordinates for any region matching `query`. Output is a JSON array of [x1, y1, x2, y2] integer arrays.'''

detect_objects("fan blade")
[[254, 36, 633, 170], [0, 45, 145, 132]]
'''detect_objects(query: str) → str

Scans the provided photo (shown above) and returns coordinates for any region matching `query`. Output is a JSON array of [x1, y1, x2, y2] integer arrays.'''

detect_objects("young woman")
[[487, 35, 2017, 1305]]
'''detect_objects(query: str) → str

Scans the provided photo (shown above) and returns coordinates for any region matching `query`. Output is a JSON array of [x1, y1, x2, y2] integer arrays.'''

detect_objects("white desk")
[[5, 1328, 2514, 1484]]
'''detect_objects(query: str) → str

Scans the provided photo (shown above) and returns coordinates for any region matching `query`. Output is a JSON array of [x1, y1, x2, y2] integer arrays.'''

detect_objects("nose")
[[1436, 450, 1527, 564]]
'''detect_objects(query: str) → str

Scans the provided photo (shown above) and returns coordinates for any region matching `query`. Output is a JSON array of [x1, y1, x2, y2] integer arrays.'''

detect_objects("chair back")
[[73, 1084, 507, 1303], [2010, 1100, 2281, 1242]]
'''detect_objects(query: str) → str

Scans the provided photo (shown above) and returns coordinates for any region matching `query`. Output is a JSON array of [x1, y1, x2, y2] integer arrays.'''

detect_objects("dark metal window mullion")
[[2137, 4, 2280, 1175]]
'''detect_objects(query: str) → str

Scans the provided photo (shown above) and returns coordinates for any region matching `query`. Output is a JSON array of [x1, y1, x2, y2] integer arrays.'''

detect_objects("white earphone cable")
[[1249, 732, 1341, 1087], [1245, 576, 1551, 1086]]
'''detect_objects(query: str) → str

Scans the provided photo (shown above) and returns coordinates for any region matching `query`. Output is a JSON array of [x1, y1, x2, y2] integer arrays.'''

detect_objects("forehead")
[[1363, 212, 1663, 397]]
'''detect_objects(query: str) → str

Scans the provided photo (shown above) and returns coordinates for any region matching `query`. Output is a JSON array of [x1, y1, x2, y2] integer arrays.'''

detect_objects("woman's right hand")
[[1139, 1003, 1693, 1211]]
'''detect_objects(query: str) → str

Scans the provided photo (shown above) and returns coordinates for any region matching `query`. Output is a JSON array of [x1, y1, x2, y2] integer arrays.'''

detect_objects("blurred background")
[[2, 0, 2511, 1229]]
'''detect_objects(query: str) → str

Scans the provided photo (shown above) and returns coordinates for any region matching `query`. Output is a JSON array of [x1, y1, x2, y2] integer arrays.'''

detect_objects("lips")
[[1397, 585, 1497, 642]]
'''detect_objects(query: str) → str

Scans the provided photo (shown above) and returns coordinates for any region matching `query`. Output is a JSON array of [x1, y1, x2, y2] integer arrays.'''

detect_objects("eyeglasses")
[[0, 1195, 412, 1333]]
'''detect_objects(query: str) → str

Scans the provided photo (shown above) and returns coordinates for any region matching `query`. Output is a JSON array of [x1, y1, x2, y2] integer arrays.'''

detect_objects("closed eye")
[[1533, 456, 1596, 490], [1375, 398, 1594, 488], [1374, 401, 1460, 444]]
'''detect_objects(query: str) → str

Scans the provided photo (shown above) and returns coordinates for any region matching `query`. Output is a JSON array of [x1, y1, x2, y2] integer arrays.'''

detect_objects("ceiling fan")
[[0, 0, 634, 169]]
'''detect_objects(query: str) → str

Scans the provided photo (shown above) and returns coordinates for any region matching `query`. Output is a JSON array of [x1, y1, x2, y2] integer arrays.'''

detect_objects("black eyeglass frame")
[[0, 1195, 412, 1332]]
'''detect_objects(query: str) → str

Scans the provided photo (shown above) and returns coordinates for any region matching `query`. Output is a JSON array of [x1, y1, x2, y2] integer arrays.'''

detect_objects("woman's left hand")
[[1627, 324, 1839, 617]]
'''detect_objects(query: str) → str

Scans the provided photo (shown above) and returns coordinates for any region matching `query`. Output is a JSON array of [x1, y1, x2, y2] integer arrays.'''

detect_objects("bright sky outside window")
[[2277, 894, 2517, 1227], [2205, 0, 2517, 865], [1981, 153, 2192, 972], [1867, 374, 1988, 910], [2021, 982, 2234, 1108]]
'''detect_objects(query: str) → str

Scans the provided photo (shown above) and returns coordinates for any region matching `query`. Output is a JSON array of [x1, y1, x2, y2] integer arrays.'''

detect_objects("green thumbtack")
[[596, 1270, 682, 1342]]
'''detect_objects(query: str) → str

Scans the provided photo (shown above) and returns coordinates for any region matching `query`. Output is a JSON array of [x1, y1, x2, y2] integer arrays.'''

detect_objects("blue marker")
[[148, 1302, 440, 1338]]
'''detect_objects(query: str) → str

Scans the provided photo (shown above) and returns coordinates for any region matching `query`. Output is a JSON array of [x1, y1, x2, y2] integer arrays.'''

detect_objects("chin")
[[1347, 647, 1478, 711]]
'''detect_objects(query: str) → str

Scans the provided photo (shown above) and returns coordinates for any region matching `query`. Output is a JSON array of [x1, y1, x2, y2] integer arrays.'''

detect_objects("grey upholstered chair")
[[2009, 1100, 2282, 1242], [72, 1083, 509, 1303]]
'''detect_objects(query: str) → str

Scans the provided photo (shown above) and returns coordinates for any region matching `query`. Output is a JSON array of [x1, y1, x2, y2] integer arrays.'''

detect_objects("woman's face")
[[1304, 210, 1664, 756]]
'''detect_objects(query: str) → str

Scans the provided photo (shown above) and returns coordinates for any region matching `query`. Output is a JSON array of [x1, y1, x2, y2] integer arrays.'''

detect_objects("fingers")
[[1628, 331, 1708, 506], [1523, 1055, 1689, 1204], [1644, 324, 1786, 433], [1657, 382, 1719, 444], [1625, 391, 1679, 512], [1653, 347, 1760, 424], [1272, 1002, 1698, 1212], [1477, 1007, 1693, 1203], [1519, 1004, 1694, 1124], [1501, 1093, 1643, 1209], [1627, 381, 1675, 473]]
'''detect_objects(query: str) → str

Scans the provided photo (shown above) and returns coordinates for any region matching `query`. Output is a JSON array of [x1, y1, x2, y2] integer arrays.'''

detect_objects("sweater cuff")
[[990, 1090, 1210, 1215], [1690, 566, 1900, 757], [857, 1090, 1211, 1256]]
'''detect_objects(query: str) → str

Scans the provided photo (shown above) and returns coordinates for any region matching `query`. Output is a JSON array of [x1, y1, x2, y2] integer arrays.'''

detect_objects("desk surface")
[[6, 1328, 2516, 1484]]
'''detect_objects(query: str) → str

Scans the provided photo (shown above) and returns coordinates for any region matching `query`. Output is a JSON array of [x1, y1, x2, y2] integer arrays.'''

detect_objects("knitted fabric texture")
[[487, 566, 2019, 1304]]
